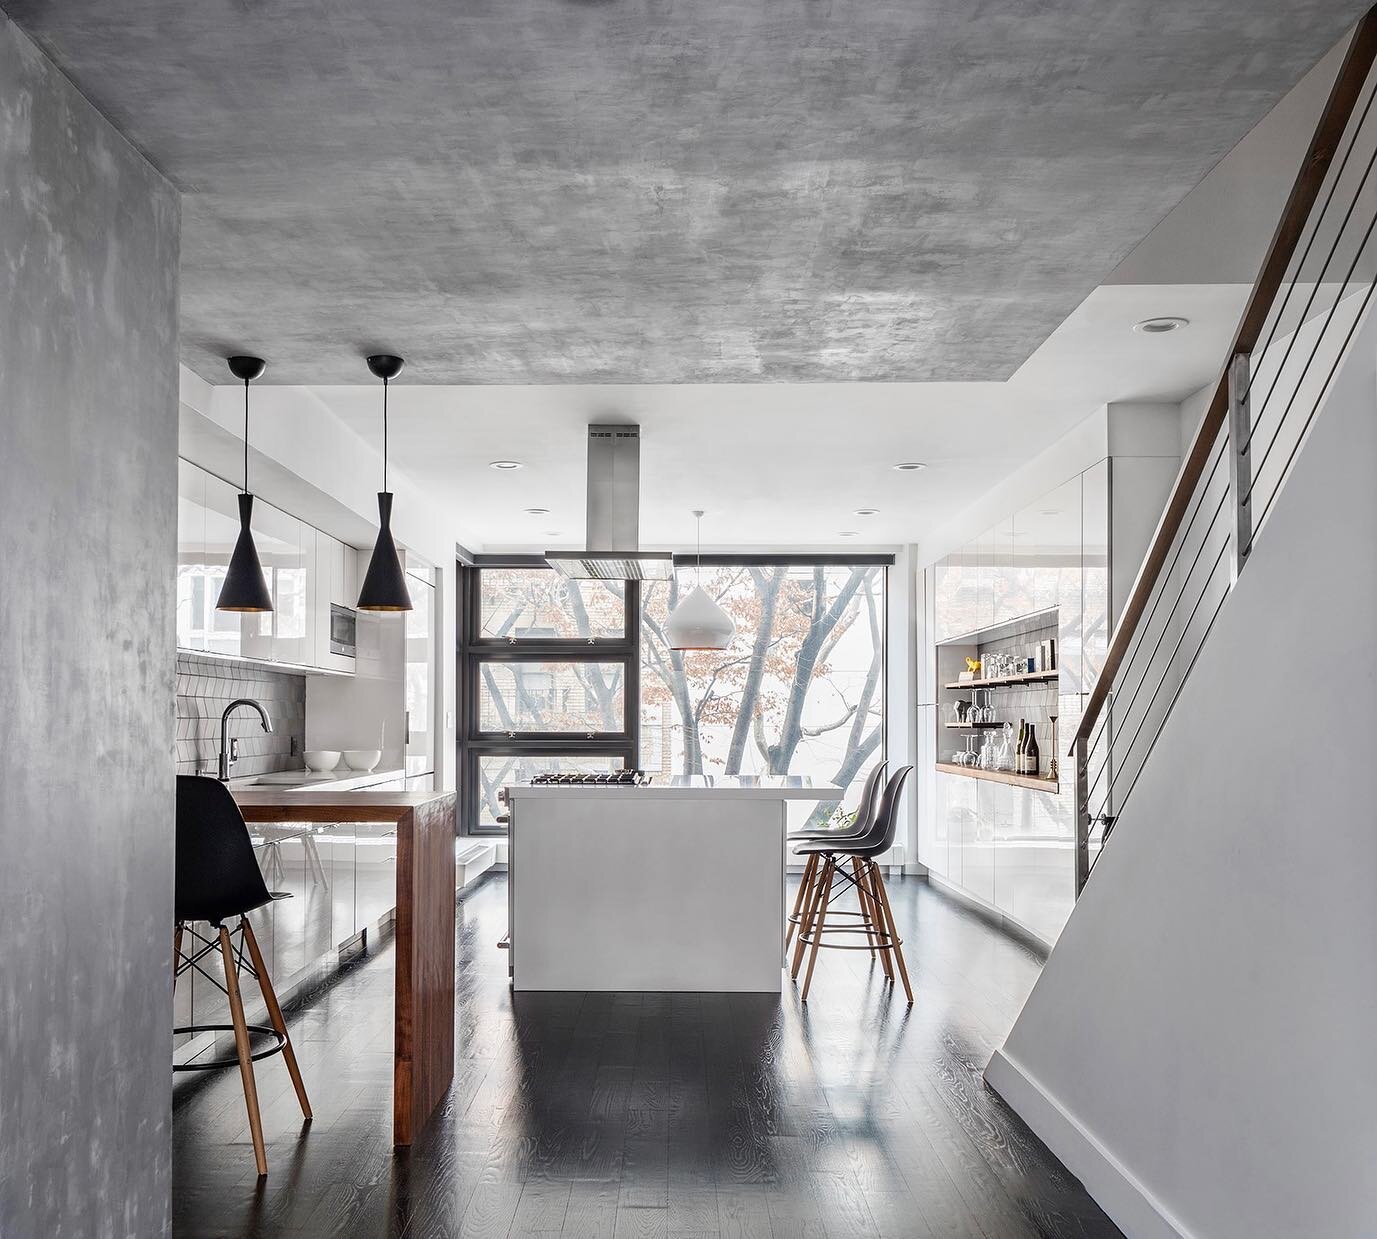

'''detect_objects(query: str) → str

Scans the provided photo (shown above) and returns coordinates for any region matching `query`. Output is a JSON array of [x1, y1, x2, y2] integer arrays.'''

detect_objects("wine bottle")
[[1016, 720, 1027, 773], [1026, 724, 1039, 777]]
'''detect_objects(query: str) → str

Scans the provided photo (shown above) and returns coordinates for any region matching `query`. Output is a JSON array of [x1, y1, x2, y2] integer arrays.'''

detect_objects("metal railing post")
[[1074, 735, 1090, 897], [1226, 352, 1253, 585]]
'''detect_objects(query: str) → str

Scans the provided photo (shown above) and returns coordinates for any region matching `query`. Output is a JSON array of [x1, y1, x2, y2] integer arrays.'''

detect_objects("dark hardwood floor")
[[172, 874, 1121, 1238]]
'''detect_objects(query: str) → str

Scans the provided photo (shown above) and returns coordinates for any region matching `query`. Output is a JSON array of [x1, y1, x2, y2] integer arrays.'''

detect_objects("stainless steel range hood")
[[546, 425, 673, 581]]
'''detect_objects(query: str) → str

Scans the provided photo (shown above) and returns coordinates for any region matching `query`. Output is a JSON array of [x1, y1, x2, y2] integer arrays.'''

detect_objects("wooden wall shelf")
[[944, 670, 1059, 691], [935, 762, 1060, 794], [943, 720, 1003, 729]]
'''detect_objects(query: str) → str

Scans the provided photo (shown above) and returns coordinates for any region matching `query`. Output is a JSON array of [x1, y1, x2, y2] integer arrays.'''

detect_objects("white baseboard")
[[984, 1049, 1196, 1239]]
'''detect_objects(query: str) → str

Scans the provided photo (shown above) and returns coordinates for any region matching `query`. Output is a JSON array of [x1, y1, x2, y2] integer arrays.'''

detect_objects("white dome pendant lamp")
[[666, 510, 736, 651]]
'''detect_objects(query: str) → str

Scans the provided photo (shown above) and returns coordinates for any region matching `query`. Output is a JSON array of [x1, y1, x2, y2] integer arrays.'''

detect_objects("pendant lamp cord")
[[383, 376, 389, 493], [242, 377, 250, 494]]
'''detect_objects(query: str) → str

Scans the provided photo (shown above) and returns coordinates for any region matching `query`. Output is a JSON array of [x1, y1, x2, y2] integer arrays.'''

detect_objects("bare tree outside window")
[[641, 565, 885, 826]]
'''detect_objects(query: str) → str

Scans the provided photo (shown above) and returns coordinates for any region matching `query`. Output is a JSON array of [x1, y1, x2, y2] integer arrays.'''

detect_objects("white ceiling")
[[271, 281, 1246, 551]]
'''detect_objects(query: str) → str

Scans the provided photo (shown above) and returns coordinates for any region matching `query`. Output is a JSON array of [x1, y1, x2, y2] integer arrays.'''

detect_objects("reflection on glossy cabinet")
[[935, 771, 975, 887], [991, 514, 1016, 624], [354, 823, 398, 932], [200, 472, 246, 659], [916, 717, 939, 874], [933, 554, 965, 643], [264, 506, 309, 666], [177, 458, 366, 676], [966, 780, 997, 906]]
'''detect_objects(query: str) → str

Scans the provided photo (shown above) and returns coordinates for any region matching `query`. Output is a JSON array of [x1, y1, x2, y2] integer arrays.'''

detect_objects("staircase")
[[1071, 7, 1377, 895], [986, 12, 1377, 1238]]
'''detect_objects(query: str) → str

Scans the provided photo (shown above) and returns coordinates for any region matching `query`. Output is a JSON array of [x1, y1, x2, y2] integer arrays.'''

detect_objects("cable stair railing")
[[1073, 5, 1377, 895]]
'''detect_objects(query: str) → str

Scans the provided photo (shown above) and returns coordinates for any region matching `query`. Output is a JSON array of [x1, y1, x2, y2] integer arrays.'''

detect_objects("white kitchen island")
[[505, 777, 841, 992]]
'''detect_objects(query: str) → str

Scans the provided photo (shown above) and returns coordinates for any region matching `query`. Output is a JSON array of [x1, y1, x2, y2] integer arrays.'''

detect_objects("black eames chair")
[[173, 775, 311, 1176], [784, 760, 888, 950], [790, 765, 914, 1004]]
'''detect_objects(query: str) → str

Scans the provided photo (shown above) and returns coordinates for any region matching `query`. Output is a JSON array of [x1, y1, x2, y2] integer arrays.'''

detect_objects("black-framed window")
[[639, 562, 886, 829], [458, 557, 888, 835], [459, 565, 639, 833]]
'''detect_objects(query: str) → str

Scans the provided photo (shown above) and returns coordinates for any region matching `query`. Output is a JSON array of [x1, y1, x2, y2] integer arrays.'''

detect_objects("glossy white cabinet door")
[[404, 573, 436, 778], [265, 505, 308, 665], [933, 553, 964, 642], [928, 771, 954, 879], [966, 779, 997, 907], [935, 771, 975, 887], [201, 471, 246, 659], [991, 513, 1016, 624]]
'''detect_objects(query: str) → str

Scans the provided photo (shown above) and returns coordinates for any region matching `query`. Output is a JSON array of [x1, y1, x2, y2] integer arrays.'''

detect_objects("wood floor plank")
[[170, 875, 1121, 1239]]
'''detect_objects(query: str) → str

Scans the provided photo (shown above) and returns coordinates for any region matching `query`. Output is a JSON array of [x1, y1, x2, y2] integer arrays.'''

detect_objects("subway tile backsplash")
[[175, 654, 305, 777]]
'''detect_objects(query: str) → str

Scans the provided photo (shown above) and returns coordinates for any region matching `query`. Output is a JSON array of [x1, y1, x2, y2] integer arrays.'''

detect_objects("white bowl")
[[303, 750, 341, 772], [343, 749, 382, 772]]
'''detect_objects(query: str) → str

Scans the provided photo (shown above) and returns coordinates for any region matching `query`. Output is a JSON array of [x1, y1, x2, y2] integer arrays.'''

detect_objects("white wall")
[[986, 305, 1377, 1239]]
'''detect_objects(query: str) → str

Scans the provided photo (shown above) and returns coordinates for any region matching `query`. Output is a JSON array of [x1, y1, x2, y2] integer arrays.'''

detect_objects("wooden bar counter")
[[231, 788, 457, 1146]]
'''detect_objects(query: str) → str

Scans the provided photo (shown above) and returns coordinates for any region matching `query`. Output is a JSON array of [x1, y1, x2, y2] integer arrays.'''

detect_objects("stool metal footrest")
[[173, 1023, 288, 1072]]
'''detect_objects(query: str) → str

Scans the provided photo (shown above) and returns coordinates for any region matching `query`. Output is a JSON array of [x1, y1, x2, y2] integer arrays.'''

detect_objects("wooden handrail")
[[1073, 5, 1377, 750]]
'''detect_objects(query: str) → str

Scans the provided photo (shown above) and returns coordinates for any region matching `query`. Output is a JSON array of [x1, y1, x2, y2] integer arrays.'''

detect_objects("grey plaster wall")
[[0, 13, 180, 1237]]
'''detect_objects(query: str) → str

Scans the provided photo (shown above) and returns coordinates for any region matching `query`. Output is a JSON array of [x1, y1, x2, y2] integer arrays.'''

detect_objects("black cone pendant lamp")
[[357, 354, 413, 612], [216, 356, 274, 613]]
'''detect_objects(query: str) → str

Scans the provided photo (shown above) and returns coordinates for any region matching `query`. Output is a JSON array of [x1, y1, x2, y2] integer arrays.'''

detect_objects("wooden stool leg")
[[801, 860, 835, 1002], [851, 858, 878, 959], [790, 854, 826, 979], [862, 863, 893, 981], [219, 925, 268, 1176], [870, 866, 913, 1004], [241, 917, 312, 1121], [172, 923, 184, 994], [785, 853, 818, 950]]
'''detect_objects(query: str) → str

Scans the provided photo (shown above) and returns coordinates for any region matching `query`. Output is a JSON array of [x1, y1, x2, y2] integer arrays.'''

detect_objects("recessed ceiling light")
[[524, 507, 550, 515], [838, 530, 860, 538], [544, 530, 561, 537], [1040, 508, 1060, 516], [854, 508, 879, 517], [1133, 316, 1189, 334], [489, 460, 523, 470], [893, 462, 927, 472]]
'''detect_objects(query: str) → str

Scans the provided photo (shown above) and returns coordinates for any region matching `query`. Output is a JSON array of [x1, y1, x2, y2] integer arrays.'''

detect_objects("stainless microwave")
[[329, 604, 357, 658]]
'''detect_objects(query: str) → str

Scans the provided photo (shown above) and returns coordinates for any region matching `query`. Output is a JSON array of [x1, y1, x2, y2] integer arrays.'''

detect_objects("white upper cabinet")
[[314, 533, 359, 674], [255, 503, 305, 665], [176, 459, 356, 676], [991, 513, 1016, 624], [201, 471, 246, 660]]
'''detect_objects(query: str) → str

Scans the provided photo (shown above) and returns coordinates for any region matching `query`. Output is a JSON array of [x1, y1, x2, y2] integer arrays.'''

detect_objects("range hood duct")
[[546, 425, 673, 581]]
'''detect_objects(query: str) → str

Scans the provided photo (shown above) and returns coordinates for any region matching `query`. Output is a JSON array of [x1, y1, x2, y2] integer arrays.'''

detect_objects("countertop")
[[231, 786, 456, 824], [225, 767, 405, 794], [506, 776, 842, 801]]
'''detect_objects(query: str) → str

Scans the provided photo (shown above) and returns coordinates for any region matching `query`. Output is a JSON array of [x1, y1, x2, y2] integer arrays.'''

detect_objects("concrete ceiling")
[[6, 0, 1366, 385]]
